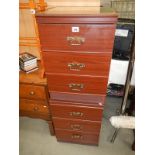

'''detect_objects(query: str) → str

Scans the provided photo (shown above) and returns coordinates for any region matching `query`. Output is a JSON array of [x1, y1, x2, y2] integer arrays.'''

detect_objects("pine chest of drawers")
[[36, 7, 117, 145], [19, 62, 54, 135]]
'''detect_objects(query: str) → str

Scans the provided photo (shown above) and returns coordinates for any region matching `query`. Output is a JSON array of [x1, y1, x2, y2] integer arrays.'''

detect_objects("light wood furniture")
[[46, 0, 100, 6], [19, 0, 47, 60], [36, 6, 117, 145], [19, 62, 54, 135]]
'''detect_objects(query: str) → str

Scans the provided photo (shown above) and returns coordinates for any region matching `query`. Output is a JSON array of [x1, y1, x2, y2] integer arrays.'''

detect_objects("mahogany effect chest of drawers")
[[36, 7, 117, 145]]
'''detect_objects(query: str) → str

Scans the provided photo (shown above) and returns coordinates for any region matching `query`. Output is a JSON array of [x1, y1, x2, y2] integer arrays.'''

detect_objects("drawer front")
[[50, 102, 103, 121], [38, 24, 115, 52], [55, 129, 99, 145], [19, 110, 51, 120], [42, 51, 111, 76], [19, 98, 47, 105], [50, 91, 105, 105], [46, 74, 108, 95], [19, 84, 46, 100], [53, 118, 101, 133], [19, 99, 49, 114]]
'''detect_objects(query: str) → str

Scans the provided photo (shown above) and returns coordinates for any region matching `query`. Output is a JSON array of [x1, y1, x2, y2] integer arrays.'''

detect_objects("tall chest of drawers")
[[36, 7, 117, 145]]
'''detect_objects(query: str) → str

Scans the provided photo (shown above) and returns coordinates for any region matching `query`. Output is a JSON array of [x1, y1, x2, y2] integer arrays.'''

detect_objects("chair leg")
[[110, 128, 120, 143]]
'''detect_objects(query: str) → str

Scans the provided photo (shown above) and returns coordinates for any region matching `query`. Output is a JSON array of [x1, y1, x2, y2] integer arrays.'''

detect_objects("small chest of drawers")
[[19, 62, 54, 135], [19, 83, 50, 120], [36, 7, 117, 145]]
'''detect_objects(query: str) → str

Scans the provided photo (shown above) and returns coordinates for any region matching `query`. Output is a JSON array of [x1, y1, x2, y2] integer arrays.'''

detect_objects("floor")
[[19, 97, 134, 155]]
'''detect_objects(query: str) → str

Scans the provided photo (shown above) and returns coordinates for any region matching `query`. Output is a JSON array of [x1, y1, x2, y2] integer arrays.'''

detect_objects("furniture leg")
[[110, 128, 120, 143]]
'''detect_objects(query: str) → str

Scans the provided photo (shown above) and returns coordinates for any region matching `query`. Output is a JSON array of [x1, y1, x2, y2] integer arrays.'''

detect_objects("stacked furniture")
[[19, 62, 54, 135], [36, 7, 117, 145]]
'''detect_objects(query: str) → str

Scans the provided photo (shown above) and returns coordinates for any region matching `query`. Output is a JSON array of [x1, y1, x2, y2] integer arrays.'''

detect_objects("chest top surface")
[[36, 7, 117, 17], [19, 61, 47, 85], [35, 7, 117, 24]]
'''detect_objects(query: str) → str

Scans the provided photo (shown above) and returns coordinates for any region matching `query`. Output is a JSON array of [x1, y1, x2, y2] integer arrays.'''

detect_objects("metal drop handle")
[[68, 62, 85, 71], [68, 83, 84, 91], [70, 112, 83, 117], [71, 124, 82, 130], [67, 36, 85, 46], [71, 134, 83, 139]]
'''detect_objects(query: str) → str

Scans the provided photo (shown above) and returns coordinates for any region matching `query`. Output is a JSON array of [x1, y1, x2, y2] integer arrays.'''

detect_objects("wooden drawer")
[[20, 110, 51, 120], [42, 51, 111, 76], [19, 98, 47, 105], [46, 74, 108, 95], [50, 91, 105, 105], [38, 24, 115, 52], [50, 101, 103, 121], [19, 99, 49, 114], [53, 118, 101, 133], [19, 84, 46, 100], [55, 129, 99, 145]]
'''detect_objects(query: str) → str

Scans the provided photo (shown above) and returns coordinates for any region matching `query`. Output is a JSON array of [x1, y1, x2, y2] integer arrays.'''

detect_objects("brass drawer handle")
[[71, 124, 82, 130], [71, 134, 83, 139], [67, 36, 85, 46], [33, 106, 39, 111], [29, 91, 35, 95], [68, 62, 85, 71], [70, 112, 83, 117], [68, 83, 84, 91]]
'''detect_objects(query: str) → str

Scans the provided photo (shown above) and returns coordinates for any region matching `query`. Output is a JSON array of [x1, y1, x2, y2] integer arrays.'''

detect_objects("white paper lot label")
[[115, 29, 129, 37], [72, 27, 80, 32]]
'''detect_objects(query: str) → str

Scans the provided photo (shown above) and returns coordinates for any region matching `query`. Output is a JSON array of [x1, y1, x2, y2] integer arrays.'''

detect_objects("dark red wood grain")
[[42, 51, 112, 76], [46, 74, 108, 95], [38, 24, 115, 52], [36, 15, 117, 24], [53, 117, 101, 133], [35, 10, 117, 144], [50, 91, 105, 105], [55, 129, 100, 145], [50, 101, 103, 121]]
